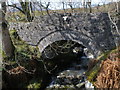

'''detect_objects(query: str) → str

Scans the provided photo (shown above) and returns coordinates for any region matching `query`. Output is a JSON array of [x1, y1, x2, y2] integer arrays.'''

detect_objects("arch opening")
[[40, 40, 95, 89], [38, 31, 101, 58], [42, 40, 84, 59], [41, 40, 94, 73]]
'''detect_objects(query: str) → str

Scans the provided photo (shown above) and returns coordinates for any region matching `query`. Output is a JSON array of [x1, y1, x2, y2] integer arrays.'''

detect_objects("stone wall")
[[9, 12, 120, 58]]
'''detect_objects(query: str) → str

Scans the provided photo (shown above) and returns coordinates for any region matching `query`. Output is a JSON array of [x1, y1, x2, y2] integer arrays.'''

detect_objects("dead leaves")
[[94, 48, 120, 88]]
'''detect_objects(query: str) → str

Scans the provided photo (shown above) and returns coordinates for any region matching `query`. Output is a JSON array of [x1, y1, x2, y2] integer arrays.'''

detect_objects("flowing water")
[[45, 55, 94, 90]]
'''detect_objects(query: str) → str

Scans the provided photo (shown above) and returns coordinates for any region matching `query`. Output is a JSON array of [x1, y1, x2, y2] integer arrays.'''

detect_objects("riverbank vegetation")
[[2, 30, 45, 88], [87, 46, 120, 88]]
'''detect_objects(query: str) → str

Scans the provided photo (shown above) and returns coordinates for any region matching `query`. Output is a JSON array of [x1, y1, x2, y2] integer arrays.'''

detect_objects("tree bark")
[[8, 1, 34, 22], [2, 2, 15, 57]]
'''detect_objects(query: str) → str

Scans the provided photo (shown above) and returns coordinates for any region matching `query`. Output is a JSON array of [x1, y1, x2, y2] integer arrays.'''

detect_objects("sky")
[[0, 0, 119, 9], [5, 0, 119, 4], [6, 0, 119, 2]]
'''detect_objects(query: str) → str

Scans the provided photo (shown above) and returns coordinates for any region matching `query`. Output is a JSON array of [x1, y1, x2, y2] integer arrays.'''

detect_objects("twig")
[[108, 12, 120, 36]]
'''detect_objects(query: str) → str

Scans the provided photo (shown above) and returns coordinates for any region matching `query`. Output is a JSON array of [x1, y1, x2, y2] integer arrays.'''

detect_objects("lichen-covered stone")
[[9, 12, 120, 57]]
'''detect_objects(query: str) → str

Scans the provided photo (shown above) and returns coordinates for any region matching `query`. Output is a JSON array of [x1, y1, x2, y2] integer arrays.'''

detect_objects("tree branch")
[[7, 4, 25, 14], [108, 12, 120, 36]]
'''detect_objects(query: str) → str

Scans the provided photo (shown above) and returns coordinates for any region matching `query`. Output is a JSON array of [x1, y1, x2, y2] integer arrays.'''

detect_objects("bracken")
[[94, 47, 120, 88]]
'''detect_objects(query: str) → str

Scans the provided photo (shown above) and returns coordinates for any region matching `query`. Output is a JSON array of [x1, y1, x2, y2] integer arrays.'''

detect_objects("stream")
[[45, 55, 94, 89]]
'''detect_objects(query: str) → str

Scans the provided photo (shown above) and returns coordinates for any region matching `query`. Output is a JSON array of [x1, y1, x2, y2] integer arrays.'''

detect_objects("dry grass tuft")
[[94, 47, 120, 88]]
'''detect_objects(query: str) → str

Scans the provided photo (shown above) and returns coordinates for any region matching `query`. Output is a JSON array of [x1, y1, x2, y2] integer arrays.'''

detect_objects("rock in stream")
[[46, 56, 94, 89]]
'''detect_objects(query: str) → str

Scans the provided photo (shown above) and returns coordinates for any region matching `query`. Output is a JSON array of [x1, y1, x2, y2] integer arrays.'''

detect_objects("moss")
[[27, 82, 41, 89], [9, 30, 41, 59], [2, 30, 41, 71], [86, 63, 101, 82], [97, 46, 118, 60], [26, 78, 42, 89]]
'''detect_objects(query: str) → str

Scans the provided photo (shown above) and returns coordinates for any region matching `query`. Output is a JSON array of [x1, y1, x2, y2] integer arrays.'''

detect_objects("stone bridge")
[[10, 12, 120, 58]]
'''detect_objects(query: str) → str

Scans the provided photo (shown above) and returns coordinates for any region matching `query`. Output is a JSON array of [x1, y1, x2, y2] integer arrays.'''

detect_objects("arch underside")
[[38, 31, 101, 58]]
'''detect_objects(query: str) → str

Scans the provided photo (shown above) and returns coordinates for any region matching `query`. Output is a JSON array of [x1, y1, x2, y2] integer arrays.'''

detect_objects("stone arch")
[[38, 30, 101, 58]]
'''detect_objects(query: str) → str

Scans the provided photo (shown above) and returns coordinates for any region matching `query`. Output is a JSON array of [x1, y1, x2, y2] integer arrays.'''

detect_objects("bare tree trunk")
[[116, 1, 120, 13], [62, 2, 66, 13], [119, 1, 120, 12], [108, 1, 120, 47], [69, 2, 74, 13], [2, 2, 15, 57], [116, 1, 120, 30], [83, 0, 86, 12], [88, 0, 92, 13]]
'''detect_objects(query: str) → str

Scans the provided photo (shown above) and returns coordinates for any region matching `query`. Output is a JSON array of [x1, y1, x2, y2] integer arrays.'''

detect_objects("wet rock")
[[85, 81, 94, 88], [46, 55, 94, 89], [75, 65, 82, 70], [54, 84, 60, 88], [80, 56, 89, 68], [76, 82, 86, 88], [71, 78, 80, 85], [60, 85, 65, 88]]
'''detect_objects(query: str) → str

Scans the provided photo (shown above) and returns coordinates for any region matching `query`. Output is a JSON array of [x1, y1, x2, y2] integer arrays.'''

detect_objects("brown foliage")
[[3, 66, 28, 88], [94, 48, 120, 88], [8, 66, 25, 74]]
